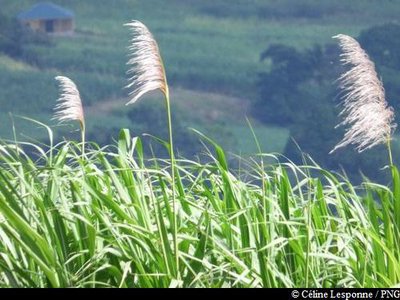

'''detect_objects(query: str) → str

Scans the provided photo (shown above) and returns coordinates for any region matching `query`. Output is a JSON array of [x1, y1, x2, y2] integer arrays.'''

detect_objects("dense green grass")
[[0, 126, 399, 287]]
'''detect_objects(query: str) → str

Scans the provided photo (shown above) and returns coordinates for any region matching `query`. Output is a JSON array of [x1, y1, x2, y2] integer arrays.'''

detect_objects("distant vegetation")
[[253, 23, 400, 182]]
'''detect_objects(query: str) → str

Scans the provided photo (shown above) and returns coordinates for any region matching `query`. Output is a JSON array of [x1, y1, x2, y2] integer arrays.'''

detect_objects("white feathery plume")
[[53, 76, 85, 129], [124, 21, 179, 270], [330, 34, 396, 153], [124, 20, 168, 105]]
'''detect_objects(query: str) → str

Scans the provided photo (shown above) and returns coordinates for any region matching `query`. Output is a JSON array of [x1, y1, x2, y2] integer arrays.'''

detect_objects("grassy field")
[[0, 126, 399, 287], [1, 1, 399, 156]]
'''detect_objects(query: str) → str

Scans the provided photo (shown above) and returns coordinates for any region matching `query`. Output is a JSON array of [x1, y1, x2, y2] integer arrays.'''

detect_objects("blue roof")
[[17, 2, 74, 21]]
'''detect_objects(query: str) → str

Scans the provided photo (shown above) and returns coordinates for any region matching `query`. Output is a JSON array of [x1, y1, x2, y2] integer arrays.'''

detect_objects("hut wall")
[[54, 19, 74, 33], [24, 19, 74, 34], [25, 20, 42, 31]]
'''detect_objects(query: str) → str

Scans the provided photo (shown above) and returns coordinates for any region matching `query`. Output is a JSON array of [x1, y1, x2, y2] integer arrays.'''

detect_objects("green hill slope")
[[1, 0, 398, 155]]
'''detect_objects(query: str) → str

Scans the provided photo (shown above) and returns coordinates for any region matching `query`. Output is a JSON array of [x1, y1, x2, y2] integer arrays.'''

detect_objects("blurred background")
[[1, 0, 400, 182]]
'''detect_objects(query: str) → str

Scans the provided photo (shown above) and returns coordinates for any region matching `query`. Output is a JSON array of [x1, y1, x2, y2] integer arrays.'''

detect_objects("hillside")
[[1, 0, 399, 156]]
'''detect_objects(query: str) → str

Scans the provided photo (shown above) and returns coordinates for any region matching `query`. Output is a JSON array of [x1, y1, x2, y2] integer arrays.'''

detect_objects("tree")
[[254, 44, 330, 126], [358, 23, 400, 113], [359, 23, 400, 70], [254, 40, 397, 183], [126, 100, 201, 157], [0, 13, 23, 56]]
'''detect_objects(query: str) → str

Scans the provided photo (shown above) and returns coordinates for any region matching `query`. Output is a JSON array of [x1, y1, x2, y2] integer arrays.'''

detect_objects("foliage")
[[254, 35, 400, 183], [0, 13, 23, 57], [254, 44, 332, 125], [0, 11, 52, 60], [126, 100, 202, 157], [359, 23, 400, 71], [1, 4, 400, 287], [358, 23, 400, 114], [0, 128, 400, 287]]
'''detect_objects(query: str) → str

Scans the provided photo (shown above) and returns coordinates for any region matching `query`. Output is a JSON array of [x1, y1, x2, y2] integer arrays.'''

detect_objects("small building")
[[17, 2, 75, 35]]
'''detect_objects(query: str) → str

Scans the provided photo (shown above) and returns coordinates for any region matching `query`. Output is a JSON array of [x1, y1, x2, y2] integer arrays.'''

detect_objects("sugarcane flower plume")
[[330, 34, 396, 153], [53, 76, 85, 129], [124, 20, 168, 105]]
